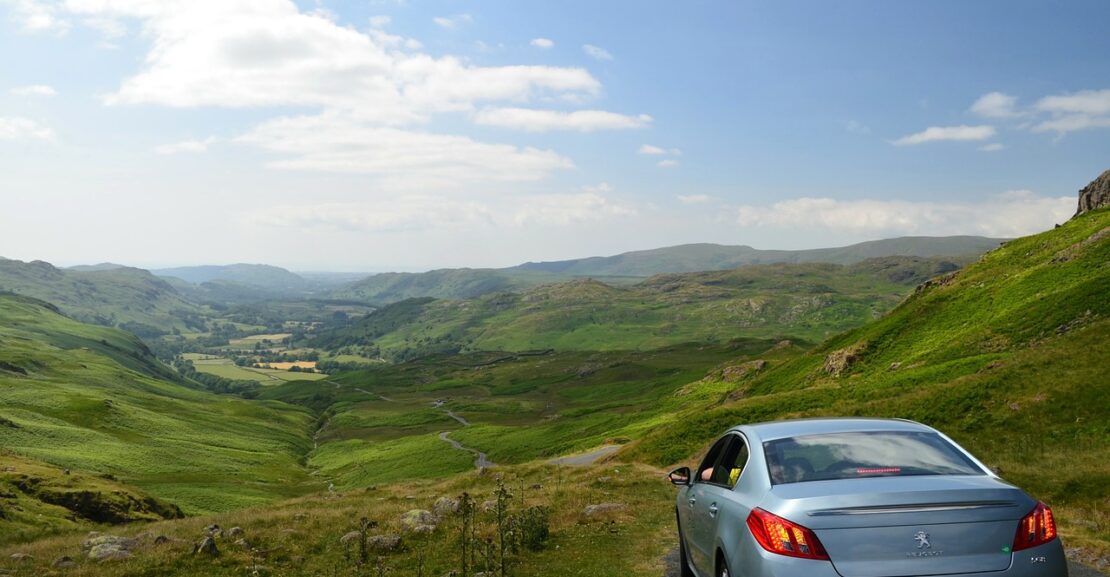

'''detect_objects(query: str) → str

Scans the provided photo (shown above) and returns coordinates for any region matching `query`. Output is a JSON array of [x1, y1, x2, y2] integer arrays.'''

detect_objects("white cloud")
[[530, 38, 553, 49], [368, 15, 391, 28], [970, 92, 1019, 118], [979, 143, 1006, 152], [582, 182, 613, 193], [10, 84, 56, 97], [582, 44, 612, 61], [474, 108, 650, 132], [236, 112, 573, 185], [7, 0, 70, 33], [511, 193, 636, 226], [0, 116, 53, 140], [1031, 89, 1110, 134], [248, 191, 634, 232], [734, 191, 1072, 238], [433, 14, 472, 29], [893, 125, 996, 146], [658, 159, 679, 168], [155, 137, 217, 155], [638, 144, 665, 155], [16, 0, 631, 184], [1035, 89, 1110, 116], [678, 194, 711, 204]]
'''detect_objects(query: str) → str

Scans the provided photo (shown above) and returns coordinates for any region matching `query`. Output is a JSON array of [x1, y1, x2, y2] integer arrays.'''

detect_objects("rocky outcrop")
[[1076, 169, 1110, 216]]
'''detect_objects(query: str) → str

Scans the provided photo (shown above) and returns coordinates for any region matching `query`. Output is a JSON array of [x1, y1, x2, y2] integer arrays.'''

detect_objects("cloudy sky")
[[1, 0, 1108, 271]]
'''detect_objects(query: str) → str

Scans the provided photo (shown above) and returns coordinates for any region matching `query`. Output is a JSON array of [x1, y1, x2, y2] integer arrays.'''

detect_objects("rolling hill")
[[152, 264, 310, 291], [0, 258, 206, 336], [0, 293, 317, 541], [332, 235, 1001, 305], [314, 256, 961, 360]]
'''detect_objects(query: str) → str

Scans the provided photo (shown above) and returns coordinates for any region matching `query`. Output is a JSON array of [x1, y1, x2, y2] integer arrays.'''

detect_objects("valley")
[[0, 212, 1107, 575]]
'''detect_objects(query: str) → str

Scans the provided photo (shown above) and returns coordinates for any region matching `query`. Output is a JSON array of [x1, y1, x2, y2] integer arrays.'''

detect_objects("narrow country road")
[[548, 444, 621, 466]]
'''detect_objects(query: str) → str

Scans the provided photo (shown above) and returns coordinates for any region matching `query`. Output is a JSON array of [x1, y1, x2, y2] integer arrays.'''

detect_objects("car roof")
[[732, 417, 934, 442]]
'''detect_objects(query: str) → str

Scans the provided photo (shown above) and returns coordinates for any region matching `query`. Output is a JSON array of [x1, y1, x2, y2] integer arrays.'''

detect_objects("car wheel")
[[717, 553, 731, 577], [676, 511, 695, 577]]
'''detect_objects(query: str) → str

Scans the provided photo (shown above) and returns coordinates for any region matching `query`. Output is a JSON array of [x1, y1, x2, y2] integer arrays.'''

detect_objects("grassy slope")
[[0, 294, 317, 533], [329, 268, 576, 305], [625, 209, 1110, 556], [261, 340, 799, 490], [0, 259, 205, 333], [316, 257, 957, 360], [511, 235, 1003, 276]]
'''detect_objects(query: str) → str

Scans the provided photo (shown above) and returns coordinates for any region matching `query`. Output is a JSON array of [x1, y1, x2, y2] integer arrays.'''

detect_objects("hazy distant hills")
[[336, 235, 1004, 304], [511, 236, 1006, 277], [153, 263, 311, 291], [0, 258, 204, 335]]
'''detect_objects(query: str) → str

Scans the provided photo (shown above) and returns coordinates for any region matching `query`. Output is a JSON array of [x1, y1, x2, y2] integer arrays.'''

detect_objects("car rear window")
[[763, 431, 985, 485]]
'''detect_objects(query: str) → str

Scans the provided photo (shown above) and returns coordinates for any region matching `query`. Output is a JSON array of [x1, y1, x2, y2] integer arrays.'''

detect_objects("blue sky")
[[1, 0, 1108, 271]]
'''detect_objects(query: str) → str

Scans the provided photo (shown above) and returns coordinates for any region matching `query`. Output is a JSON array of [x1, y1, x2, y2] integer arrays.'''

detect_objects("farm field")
[[188, 354, 328, 383], [227, 332, 292, 347]]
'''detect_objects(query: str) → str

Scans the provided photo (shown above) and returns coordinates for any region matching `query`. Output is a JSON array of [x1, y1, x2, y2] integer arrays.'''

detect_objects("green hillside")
[[315, 257, 959, 360], [329, 268, 575, 305], [0, 294, 317, 540], [0, 259, 206, 336], [152, 264, 310, 291], [513, 235, 1003, 276], [625, 208, 1110, 555]]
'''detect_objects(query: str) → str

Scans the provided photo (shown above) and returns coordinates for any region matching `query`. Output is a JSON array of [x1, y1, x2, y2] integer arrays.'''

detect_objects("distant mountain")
[[333, 235, 1003, 305], [330, 268, 568, 305], [0, 258, 205, 336], [315, 256, 960, 361], [153, 263, 310, 292], [511, 236, 1005, 277], [67, 262, 128, 272]]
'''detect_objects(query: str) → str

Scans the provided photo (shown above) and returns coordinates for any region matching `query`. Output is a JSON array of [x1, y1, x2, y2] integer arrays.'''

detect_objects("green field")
[[227, 333, 292, 347], [189, 354, 328, 383]]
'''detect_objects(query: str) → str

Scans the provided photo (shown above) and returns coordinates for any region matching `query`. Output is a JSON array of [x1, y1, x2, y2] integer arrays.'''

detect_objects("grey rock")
[[9, 553, 32, 562], [82, 534, 137, 552], [400, 509, 437, 533], [432, 496, 459, 518], [192, 535, 219, 557], [339, 530, 362, 546], [234, 538, 252, 551], [581, 503, 626, 520], [1076, 169, 1110, 216], [227, 526, 245, 538], [52, 556, 76, 568], [367, 534, 402, 553]]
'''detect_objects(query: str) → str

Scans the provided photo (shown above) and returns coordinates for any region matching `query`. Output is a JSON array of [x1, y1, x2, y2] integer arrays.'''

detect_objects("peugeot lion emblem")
[[914, 531, 931, 549]]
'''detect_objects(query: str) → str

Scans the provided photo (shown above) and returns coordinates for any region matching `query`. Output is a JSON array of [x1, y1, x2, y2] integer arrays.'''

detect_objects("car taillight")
[[746, 508, 829, 560], [1012, 502, 1057, 551]]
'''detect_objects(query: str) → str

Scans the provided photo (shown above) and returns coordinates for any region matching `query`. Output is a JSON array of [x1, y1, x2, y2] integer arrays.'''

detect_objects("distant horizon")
[[5, 231, 1014, 275]]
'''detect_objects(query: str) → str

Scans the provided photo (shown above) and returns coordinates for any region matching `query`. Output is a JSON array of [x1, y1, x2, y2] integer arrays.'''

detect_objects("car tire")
[[676, 511, 695, 577], [716, 552, 731, 577]]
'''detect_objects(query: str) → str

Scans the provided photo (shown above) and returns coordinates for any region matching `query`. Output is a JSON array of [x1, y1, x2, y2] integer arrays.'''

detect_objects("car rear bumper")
[[727, 538, 1067, 577]]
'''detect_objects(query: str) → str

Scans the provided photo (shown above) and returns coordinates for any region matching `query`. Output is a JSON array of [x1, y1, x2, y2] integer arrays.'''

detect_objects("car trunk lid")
[[766, 476, 1031, 577]]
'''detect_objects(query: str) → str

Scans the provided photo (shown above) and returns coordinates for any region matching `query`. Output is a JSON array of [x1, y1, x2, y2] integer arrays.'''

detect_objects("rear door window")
[[764, 431, 984, 485]]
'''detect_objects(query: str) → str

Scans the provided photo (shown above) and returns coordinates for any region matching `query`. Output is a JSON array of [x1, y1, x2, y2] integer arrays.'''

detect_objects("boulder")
[[580, 503, 626, 522], [367, 534, 402, 553], [52, 556, 76, 568], [82, 534, 136, 552], [227, 526, 244, 538], [203, 524, 222, 538], [1076, 169, 1110, 216], [339, 531, 362, 546], [92, 548, 130, 562], [9, 553, 32, 563], [233, 538, 252, 551], [823, 344, 866, 377], [432, 497, 459, 518], [192, 536, 219, 557], [400, 509, 436, 533]]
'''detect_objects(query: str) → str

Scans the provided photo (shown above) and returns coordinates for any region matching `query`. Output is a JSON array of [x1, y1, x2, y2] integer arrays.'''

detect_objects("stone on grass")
[[339, 531, 362, 546], [9, 553, 32, 563], [192, 536, 219, 557], [400, 509, 437, 533], [227, 526, 244, 538], [580, 503, 626, 522], [367, 535, 402, 553], [432, 497, 459, 518]]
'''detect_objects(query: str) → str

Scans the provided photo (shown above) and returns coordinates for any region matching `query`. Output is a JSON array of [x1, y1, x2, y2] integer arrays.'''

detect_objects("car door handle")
[[688, 497, 697, 507], [708, 503, 719, 517]]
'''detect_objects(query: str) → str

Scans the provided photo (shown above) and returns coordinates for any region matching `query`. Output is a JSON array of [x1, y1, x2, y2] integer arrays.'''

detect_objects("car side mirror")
[[668, 466, 691, 486]]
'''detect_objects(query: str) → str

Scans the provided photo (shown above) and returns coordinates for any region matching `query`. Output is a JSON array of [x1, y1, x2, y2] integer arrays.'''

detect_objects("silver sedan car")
[[670, 418, 1066, 577]]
